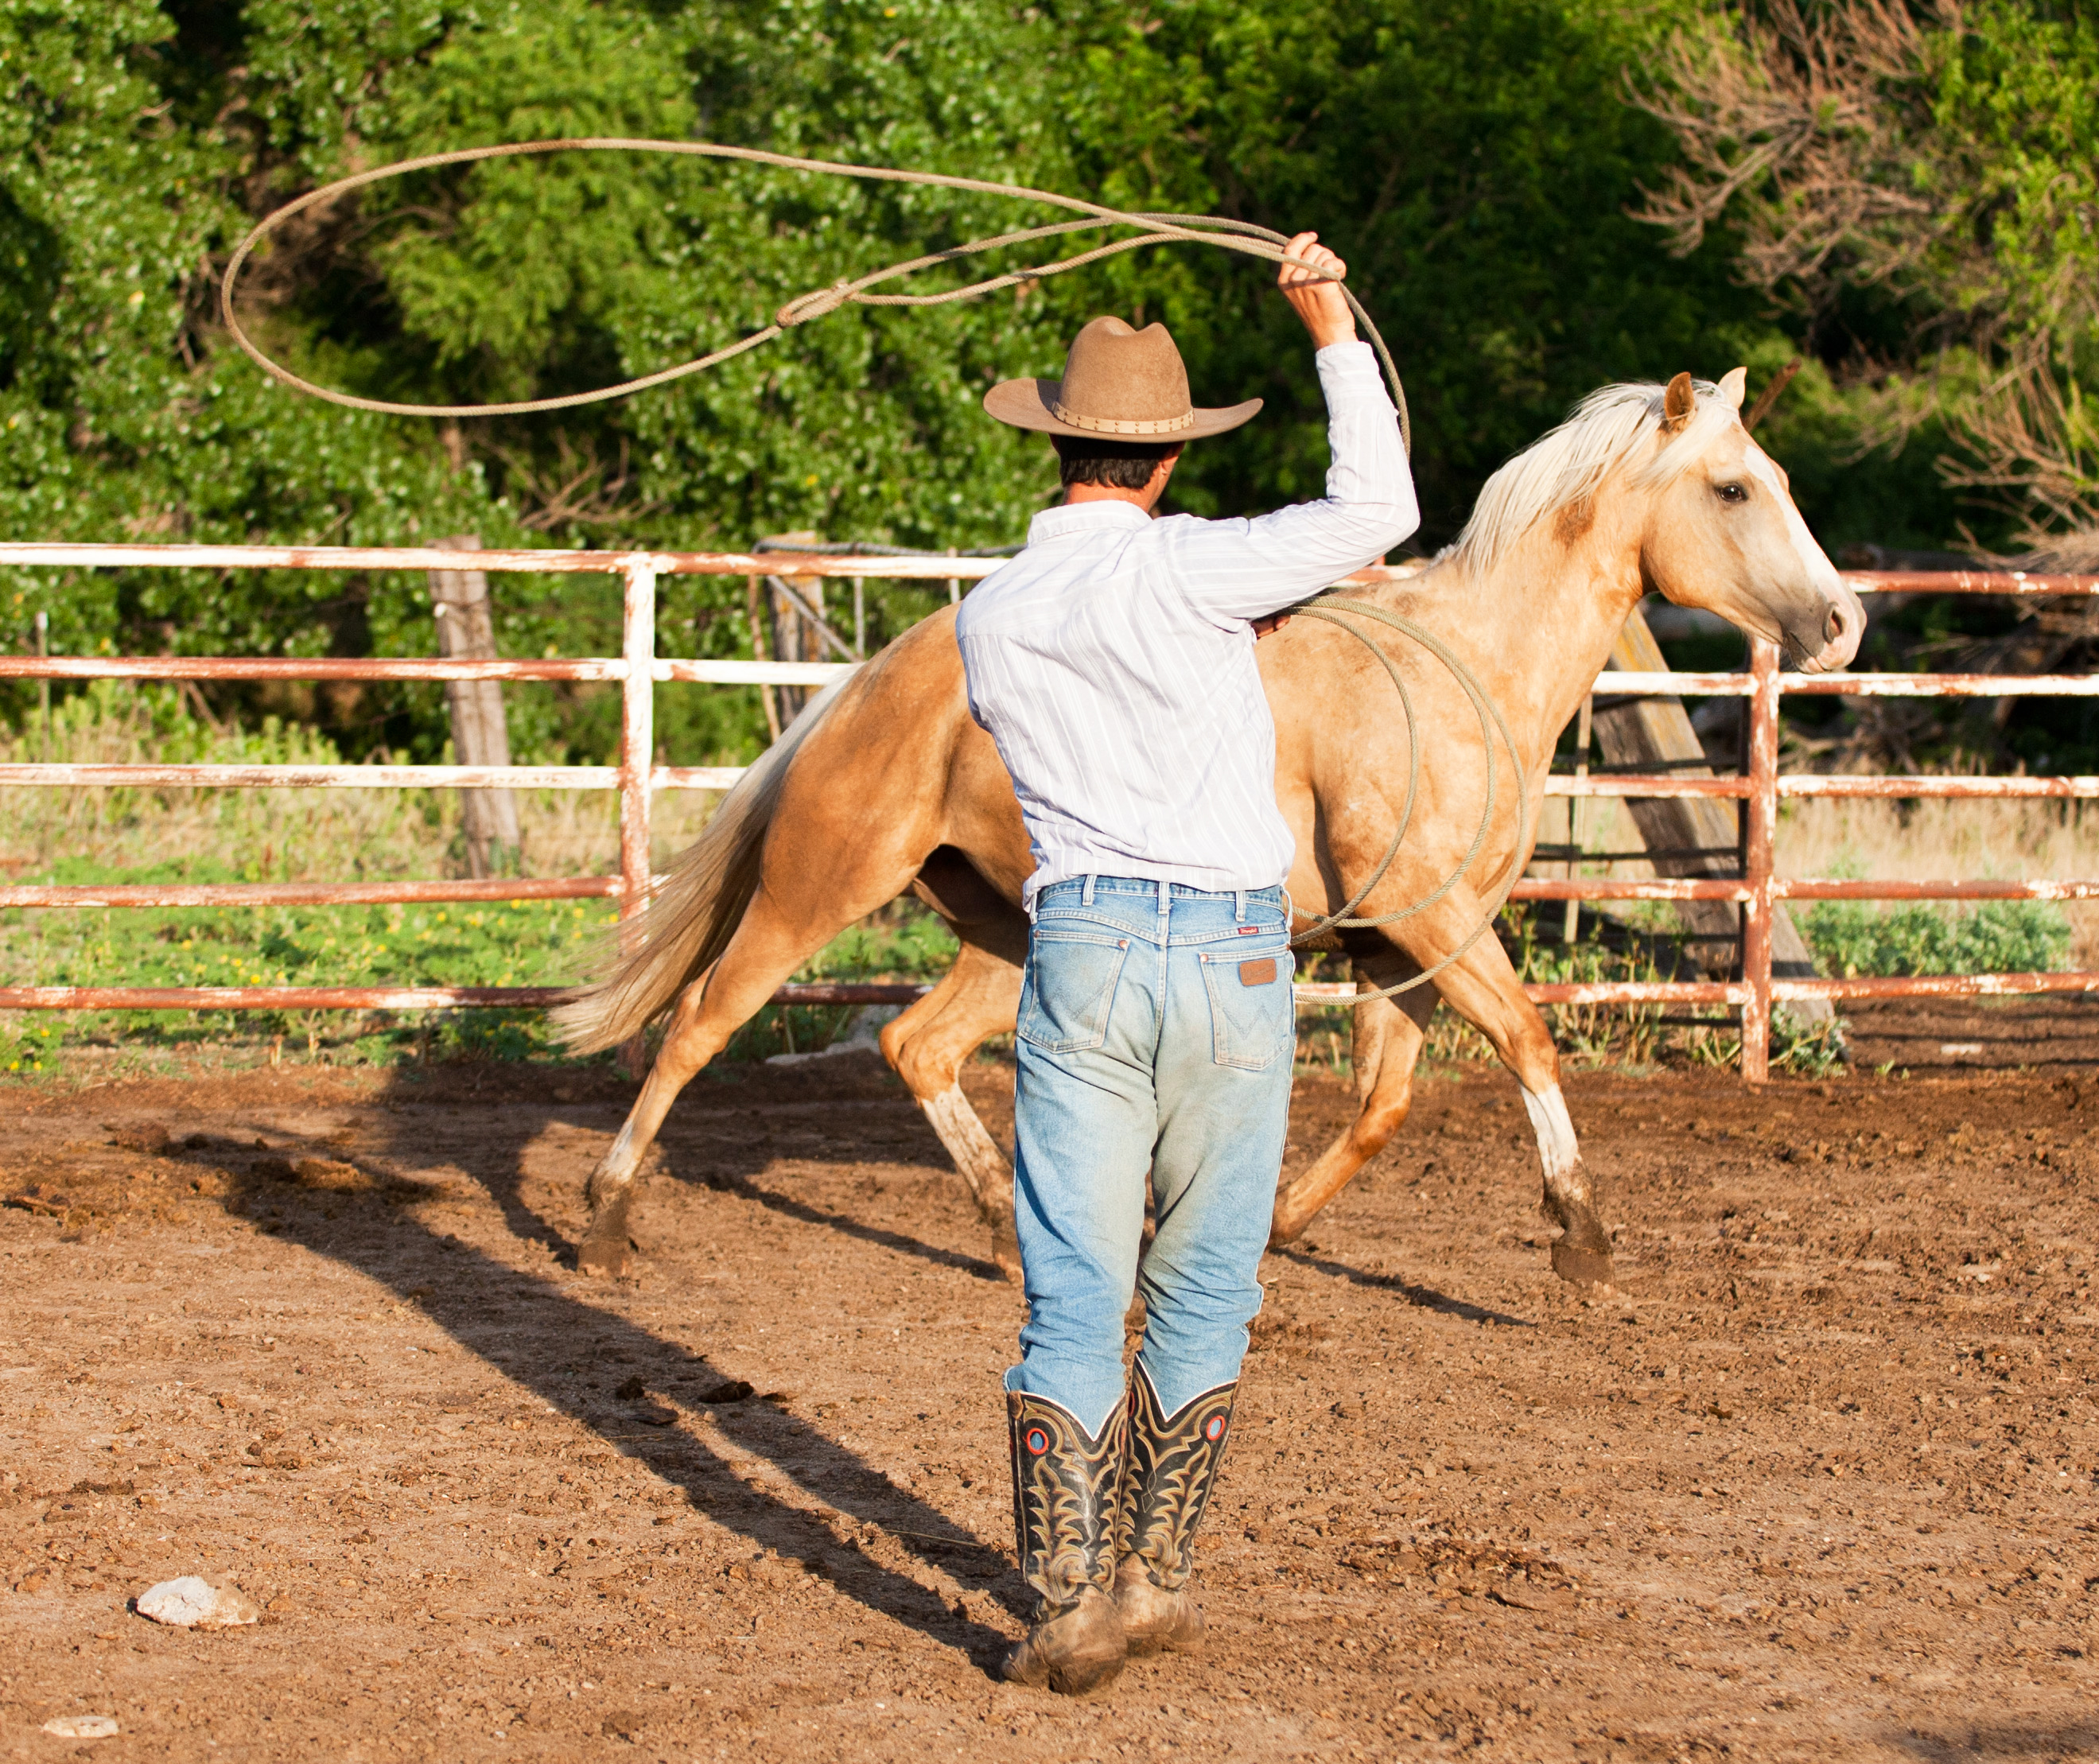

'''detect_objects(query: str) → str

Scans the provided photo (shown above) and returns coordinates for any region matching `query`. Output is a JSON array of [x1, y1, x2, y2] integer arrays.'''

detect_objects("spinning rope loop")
[[218, 135, 1409, 447], [224, 138, 1538, 1008]]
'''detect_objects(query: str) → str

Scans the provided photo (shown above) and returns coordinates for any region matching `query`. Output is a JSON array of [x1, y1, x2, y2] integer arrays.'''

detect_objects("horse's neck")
[[1383, 515, 1646, 770]]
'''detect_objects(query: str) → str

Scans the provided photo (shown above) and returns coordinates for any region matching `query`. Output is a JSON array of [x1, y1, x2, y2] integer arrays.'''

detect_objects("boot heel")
[[1004, 1391, 1129, 1696], [1110, 1367, 1236, 1653]]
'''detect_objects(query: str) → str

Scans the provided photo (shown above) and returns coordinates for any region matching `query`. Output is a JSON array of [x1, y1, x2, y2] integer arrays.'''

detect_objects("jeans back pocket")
[[1017, 931, 1133, 1055], [1199, 944, 1295, 1070]]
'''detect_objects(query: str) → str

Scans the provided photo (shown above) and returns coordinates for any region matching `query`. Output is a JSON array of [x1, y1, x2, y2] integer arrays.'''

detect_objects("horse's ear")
[[1716, 366, 1748, 413], [1661, 371, 1697, 433]]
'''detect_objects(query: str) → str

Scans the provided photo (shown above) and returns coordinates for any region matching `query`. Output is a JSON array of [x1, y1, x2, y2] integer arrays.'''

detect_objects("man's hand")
[[1277, 231, 1356, 351]]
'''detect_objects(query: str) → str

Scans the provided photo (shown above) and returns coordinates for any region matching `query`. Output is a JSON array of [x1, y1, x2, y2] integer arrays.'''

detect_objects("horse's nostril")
[[1825, 606, 1848, 644]]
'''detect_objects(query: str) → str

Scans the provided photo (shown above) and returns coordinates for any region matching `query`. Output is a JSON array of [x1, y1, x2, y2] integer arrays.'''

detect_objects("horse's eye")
[[1716, 481, 1747, 503]]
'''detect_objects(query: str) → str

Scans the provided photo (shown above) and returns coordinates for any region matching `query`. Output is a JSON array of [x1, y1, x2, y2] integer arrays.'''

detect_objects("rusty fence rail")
[[1, 545, 2095, 1082]]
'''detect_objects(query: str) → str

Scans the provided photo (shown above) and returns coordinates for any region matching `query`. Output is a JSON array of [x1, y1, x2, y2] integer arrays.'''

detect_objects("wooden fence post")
[[1740, 635, 1782, 1081], [762, 530, 823, 727], [1563, 694, 1591, 946], [428, 535, 520, 878], [1593, 606, 1831, 1027]]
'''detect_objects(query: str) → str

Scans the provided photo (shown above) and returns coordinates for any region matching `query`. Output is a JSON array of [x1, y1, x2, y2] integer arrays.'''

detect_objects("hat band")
[[1048, 400, 1195, 437]]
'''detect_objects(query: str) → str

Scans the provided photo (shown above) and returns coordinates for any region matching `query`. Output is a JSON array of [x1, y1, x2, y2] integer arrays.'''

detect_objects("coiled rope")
[[1286, 599, 1532, 1001], [223, 138, 1547, 1007]]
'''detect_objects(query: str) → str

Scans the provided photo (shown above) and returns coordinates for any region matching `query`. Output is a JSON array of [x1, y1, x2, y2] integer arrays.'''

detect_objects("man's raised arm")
[[1160, 231, 1418, 622]]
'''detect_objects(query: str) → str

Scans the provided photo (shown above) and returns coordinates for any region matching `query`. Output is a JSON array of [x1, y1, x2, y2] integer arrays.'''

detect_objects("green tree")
[[0, 0, 1962, 769]]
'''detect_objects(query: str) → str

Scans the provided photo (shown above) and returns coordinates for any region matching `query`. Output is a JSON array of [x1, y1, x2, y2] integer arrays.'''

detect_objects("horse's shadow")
[[391, 1053, 1003, 1282], [173, 1064, 1028, 1668], [1275, 1246, 1534, 1329]]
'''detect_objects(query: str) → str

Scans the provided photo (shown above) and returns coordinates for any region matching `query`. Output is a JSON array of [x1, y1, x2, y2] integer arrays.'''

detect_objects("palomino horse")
[[555, 369, 1863, 1290]]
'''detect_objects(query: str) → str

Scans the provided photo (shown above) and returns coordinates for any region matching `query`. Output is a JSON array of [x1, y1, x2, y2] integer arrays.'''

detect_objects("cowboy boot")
[[1001, 1389, 1129, 1696], [1111, 1366, 1237, 1653]]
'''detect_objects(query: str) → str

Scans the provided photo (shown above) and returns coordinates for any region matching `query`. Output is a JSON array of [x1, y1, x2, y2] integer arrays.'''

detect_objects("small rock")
[[614, 1375, 647, 1400], [136, 1576, 261, 1629], [694, 1379, 755, 1406], [41, 1715, 119, 1739]]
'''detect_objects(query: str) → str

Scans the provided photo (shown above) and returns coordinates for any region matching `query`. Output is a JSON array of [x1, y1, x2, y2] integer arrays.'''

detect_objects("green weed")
[[1798, 898, 2072, 977]]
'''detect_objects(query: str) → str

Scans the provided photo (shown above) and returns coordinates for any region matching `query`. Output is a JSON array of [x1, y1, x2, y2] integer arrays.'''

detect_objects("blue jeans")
[[1005, 876, 1296, 1432]]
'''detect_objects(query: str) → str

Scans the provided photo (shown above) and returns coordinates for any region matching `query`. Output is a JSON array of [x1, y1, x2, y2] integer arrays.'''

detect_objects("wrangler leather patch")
[[1238, 958, 1277, 987]]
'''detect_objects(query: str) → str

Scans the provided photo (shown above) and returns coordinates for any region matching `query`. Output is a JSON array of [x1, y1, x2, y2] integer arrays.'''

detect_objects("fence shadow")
[[1892, 1722, 2099, 1761]]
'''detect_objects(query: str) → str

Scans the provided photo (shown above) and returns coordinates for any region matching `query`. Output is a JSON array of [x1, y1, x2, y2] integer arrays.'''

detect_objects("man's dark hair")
[[1052, 435, 1180, 491]]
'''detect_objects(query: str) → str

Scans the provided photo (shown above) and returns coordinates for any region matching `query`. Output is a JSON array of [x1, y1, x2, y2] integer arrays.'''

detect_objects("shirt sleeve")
[[1153, 340, 1420, 626]]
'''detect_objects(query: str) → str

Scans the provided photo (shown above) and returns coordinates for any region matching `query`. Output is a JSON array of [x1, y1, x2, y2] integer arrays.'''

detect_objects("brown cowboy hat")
[[983, 316, 1262, 441]]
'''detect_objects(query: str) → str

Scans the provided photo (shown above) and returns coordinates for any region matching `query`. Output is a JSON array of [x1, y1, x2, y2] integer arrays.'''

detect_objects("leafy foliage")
[[1634, 0, 2099, 555], [3, 0, 1966, 771], [1799, 897, 2073, 978]]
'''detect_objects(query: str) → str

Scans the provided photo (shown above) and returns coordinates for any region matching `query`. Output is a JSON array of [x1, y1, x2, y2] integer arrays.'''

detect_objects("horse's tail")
[[550, 679, 852, 1055]]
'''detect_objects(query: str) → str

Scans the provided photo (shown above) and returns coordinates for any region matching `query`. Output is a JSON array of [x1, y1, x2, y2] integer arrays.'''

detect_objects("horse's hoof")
[[1549, 1238, 1615, 1289], [577, 1193, 635, 1277]]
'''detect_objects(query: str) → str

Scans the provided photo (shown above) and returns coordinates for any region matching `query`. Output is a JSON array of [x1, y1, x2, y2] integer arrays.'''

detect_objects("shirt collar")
[[1024, 499, 1153, 547]]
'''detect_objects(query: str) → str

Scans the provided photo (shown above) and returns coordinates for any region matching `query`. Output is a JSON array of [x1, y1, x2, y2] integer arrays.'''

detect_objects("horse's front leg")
[[1422, 907, 1615, 1290], [1270, 967, 1436, 1246]]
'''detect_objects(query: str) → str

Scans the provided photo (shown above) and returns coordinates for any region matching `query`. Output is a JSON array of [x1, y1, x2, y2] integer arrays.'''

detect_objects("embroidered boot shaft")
[[1001, 1390, 1129, 1695], [1111, 1368, 1238, 1653]]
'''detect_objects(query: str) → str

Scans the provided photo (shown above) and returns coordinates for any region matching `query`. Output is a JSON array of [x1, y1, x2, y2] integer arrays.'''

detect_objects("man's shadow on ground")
[[173, 1064, 1026, 1673]]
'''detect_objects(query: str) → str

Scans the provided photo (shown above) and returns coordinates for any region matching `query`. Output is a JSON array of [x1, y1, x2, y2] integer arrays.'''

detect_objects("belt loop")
[[1234, 888, 1247, 923], [1082, 872, 1097, 907], [1156, 877, 1170, 917]]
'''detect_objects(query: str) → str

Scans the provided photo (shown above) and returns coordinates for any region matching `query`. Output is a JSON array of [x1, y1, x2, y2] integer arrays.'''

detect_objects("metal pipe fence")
[[1, 544, 2094, 1081]]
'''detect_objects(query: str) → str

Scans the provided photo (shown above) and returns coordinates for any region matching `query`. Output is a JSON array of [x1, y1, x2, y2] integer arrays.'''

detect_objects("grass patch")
[[1798, 897, 2072, 978]]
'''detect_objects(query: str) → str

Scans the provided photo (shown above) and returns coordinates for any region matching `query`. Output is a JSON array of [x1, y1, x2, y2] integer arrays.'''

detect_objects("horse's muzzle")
[[1783, 584, 1866, 674]]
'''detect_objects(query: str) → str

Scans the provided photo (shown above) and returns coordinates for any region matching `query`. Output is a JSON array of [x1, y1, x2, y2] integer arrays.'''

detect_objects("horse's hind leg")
[[1270, 973, 1436, 1246], [577, 883, 899, 1276], [880, 935, 1025, 1281]]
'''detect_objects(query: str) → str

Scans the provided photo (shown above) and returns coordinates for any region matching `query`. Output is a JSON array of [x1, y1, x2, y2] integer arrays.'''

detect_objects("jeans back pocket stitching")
[[1017, 936, 1133, 1055]]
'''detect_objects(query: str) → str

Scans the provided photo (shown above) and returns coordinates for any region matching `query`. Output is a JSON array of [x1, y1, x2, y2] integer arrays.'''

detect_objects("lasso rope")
[[218, 135, 1407, 449], [1286, 598, 1533, 1001], [222, 138, 1553, 1008]]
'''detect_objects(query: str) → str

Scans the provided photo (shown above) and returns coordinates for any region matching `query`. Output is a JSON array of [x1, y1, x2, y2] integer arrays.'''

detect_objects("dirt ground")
[[4, 1021, 2098, 1761]]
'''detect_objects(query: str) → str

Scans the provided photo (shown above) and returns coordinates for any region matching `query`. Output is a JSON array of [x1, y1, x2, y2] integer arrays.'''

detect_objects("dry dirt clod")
[[41, 1715, 119, 1739], [136, 1576, 261, 1628]]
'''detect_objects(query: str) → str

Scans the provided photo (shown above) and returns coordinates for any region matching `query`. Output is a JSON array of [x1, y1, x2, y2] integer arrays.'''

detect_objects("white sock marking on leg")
[[1521, 1084, 1581, 1185]]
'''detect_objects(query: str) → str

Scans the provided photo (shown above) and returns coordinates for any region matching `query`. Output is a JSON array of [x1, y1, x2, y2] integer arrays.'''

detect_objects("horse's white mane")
[[1451, 379, 1738, 578]]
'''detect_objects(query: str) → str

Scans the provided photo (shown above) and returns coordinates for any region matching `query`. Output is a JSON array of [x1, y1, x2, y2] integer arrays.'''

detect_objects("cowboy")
[[956, 232, 1417, 1695]]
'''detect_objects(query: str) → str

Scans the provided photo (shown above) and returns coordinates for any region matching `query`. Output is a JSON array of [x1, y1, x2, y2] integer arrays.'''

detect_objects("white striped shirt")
[[957, 340, 1418, 908]]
